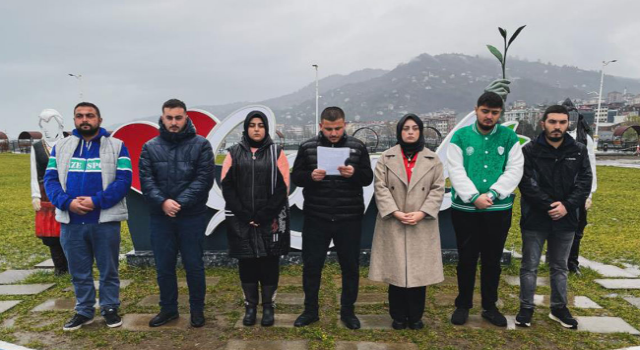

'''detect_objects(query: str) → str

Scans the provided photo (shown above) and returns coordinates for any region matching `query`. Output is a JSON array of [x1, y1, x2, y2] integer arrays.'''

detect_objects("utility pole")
[[312, 64, 319, 134]]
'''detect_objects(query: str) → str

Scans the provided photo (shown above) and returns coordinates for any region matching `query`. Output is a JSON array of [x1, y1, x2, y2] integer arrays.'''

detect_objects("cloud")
[[1, 0, 638, 137]]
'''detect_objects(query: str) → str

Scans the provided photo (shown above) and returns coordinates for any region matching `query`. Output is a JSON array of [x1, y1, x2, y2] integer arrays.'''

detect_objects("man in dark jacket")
[[515, 105, 592, 330], [291, 106, 374, 329], [139, 99, 214, 328]]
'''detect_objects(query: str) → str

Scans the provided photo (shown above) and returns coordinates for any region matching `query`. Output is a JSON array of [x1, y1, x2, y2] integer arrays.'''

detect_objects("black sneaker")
[[63, 313, 94, 331], [549, 307, 578, 329], [515, 308, 534, 327], [450, 308, 469, 325], [481, 308, 507, 327], [103, 308, 122, 328]]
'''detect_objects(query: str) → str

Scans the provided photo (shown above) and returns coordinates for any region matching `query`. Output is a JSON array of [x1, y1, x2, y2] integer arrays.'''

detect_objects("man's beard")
[[545, 130, 564, 142], [77, 124, 99, 136], [477, 122, 495, 131]]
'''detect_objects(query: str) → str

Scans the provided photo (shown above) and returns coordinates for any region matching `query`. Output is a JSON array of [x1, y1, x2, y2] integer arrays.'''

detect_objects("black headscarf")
[[242, 110, 272, 148], [396, 113, 425, 157]]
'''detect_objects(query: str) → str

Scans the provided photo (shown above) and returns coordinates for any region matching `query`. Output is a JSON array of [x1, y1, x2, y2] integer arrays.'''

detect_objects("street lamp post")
[[68, 73, 83, 101], [312, 64, 319, 135], [594, 60, 617, 150]]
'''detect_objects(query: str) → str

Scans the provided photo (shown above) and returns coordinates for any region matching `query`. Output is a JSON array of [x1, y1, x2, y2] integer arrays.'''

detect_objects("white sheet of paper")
[[317, 146, 350, 175]]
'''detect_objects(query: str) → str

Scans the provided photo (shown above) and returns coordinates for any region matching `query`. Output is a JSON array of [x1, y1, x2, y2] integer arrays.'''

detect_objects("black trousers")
[[238, 256, 280, 286], [568, 207, 588, 269], [388, 284, 426, 322], [451, 209, 512, 310], [302, 216, 362, 313], [41, 237, 68, 273]]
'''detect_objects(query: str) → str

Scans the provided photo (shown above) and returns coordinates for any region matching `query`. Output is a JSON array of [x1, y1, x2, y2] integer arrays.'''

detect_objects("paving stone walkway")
[[334, 277, 387, 288], [0, 340, 35, 350], [595, 279, 640, 289], [336, 341, 419, 350], [277, 292, 304, 305], [225, 340, 308, 350], [31, 298, 98, 312], [351, 293, 387, 305], [234, 313, 298, 328], [528, 295, 602, 309], [178, 276, 220, 288], [33, 259, 54, 269], [578, 257, 639, 278], [337, 315, 394, 330], [62, 279, 132, 292], [3, 252, 640, 349], [503, 275, 549, 287], [623, 297, 640, 308], [576, 316, 640, 335], [137, 294, 209, 308], [0, 284, 54, 296], [120, 313, 191, 331], [0, 300, 22, 314], [279, 275, 302, 286], [0, 270, 40, 285], [433, 293, 504, 308]]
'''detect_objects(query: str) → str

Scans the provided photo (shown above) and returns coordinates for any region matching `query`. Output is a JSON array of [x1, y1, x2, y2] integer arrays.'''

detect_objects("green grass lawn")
[[1, 153, 640, 349]]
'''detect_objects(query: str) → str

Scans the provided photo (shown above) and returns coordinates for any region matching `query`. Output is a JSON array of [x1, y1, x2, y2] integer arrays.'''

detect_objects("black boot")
[[241, 283, 259, 326], [261, 285, 277, 327], [49, 243, 68, 276]]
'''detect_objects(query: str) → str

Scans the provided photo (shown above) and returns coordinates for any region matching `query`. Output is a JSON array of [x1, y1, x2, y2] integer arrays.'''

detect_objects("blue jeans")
[[150, 214, 206, 313], [60, 222, 121, 318], [519, 229, 574, 309]]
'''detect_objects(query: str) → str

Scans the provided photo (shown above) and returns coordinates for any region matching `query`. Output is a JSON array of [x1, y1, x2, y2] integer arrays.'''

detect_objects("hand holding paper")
[[317, 146, 350, 176]]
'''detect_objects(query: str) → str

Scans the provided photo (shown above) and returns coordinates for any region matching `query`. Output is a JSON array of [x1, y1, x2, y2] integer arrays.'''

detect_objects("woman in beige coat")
[[368, 113, 445, 330]]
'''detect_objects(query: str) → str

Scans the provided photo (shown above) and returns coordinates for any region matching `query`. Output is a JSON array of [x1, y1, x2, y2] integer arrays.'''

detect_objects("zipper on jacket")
[[173, 144, 178, 210], [252, 152, 258, 258], [80, 139, 88, 224]]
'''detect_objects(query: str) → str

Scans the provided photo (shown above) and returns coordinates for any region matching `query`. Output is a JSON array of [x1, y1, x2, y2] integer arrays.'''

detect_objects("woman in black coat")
[[221, 111, 290, 327]]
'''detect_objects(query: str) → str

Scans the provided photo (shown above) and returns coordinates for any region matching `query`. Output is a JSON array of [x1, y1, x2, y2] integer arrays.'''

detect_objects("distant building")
[[577, 106, 618, 127], [513, 100, 526, 109], [607, 91, 624, 104], [303, 124, 316, 138], [623, 93, 635, 104], [285, 125, 304, 139], [504, 106, 542, 124], [595, 106, 609, 124], [420, 114, 457, 136]]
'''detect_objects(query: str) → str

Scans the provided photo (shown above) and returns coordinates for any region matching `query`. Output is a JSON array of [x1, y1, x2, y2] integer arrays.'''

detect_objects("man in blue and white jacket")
[[45, 102, 132, 331]]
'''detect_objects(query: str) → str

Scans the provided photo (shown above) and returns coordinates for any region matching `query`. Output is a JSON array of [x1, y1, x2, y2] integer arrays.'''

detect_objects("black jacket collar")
[[159, 117, 197, 143], [318, 131, 348, 147], [535, 132, 576, 151]]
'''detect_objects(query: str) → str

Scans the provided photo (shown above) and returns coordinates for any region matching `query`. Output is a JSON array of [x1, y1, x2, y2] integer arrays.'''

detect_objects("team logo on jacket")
[[497, 146, 505, 155], [466, 146, 474, 156]]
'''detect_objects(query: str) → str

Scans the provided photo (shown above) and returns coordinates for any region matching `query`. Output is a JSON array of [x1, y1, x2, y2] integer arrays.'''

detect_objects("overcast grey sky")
[[1, 0, 639, 137]]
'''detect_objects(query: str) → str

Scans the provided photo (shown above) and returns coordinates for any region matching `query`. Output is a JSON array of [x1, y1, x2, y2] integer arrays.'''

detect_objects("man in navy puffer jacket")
[[139, 99, 214, 328]]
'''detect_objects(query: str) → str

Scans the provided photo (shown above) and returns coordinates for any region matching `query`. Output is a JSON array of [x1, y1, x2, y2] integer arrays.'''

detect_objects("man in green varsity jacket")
[[447, 91, 524, 327]]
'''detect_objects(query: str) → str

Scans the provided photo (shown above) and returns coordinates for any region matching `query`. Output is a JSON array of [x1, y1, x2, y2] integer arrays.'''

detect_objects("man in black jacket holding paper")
[[291, 106, 373, 329]]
